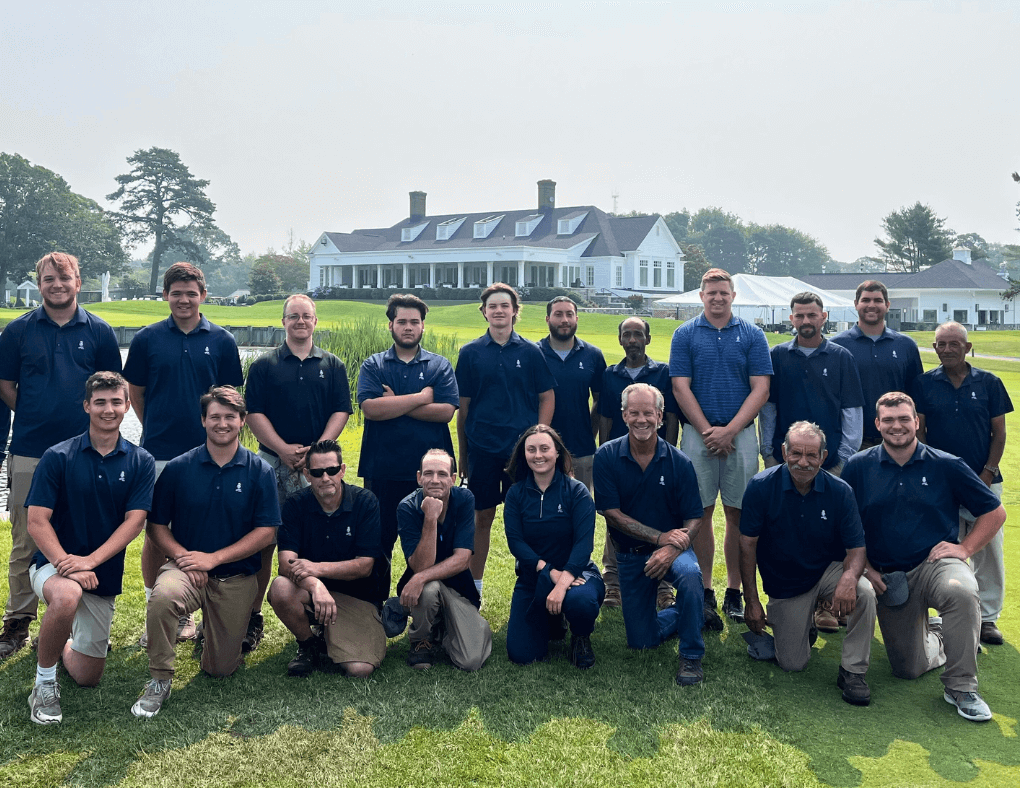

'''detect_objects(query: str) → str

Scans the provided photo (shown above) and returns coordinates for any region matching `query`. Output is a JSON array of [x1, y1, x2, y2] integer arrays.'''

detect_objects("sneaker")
[[287, 636, 323, 677], [928, 615, 943, 636], [138, 630, 149, 649], [702, 589, 723, 632], [407, 639, 436, 670], [28, 679, 62, 724], [0, 617, 31, 658], [837, 666, 871, 706], [676, 657, 704, 686], [944, 689, 992, 722], [569, 634, 595, 669], [131, 678, 172, 718], [242, 612, 264, 654], [603, 587, 622, 609], [814, 602, 839, 633], [176, 613, 197, 642], [657, 589, 677, 611], [980, 622, 1004, 646], [722, 588, 744, 623]]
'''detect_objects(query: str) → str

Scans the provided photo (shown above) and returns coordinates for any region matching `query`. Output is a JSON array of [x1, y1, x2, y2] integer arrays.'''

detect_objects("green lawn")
[[0, 300, 1018, 787]]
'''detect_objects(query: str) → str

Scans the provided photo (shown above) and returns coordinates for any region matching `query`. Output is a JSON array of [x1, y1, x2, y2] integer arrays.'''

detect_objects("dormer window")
[[516, 214, 543, 237], [401, 221, 429, 242], [436, 217, 466, 241], [557, 211, 588, 235], [473, 215, 503, 239]]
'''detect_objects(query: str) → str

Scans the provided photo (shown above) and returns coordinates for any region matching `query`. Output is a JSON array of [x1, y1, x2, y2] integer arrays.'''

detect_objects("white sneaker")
[[29, 679, 62, 724], [944, 689, 992, 722], [131, 678, 172, 718]]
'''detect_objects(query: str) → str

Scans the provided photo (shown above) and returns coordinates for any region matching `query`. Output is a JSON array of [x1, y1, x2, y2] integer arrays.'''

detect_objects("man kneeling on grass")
[[269, 440, 386, 678], [395, 449, 491, 671], [26, 372, 155, 724], [132, 386, 279, 718]]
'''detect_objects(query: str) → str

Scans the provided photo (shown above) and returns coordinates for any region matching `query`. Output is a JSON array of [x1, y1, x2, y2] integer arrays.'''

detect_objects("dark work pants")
[[364, 477, 419, 600]]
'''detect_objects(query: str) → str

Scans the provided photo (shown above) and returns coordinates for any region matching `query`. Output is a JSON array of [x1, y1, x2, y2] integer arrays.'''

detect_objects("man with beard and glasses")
[[831, 281, 922, 450], [358, 294, 458, 600], [0, 252, 121, 659], [540, 296, 607, 492], [244, 293, 352, 653]]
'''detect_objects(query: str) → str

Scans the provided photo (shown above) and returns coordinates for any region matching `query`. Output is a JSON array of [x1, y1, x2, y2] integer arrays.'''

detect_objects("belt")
[[871, 560, 921, 575], [618, 544, 655, 556], [708, 422, 752, 431]]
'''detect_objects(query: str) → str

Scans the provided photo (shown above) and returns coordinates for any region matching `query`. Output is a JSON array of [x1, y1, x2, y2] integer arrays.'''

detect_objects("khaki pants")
[[5, 455, 41, 621], [409, 580, 492, 671], [766, 561, 876, 674], [877, 557, 980, 693], [960, 482, 1004, 623], [147, 563, 256, 680]]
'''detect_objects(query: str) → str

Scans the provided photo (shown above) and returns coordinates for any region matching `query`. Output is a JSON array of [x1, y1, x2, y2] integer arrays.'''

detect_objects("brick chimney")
[[538, 179, 556, 211], [952, 245, 972, 265], [409, 191, 427, 222]]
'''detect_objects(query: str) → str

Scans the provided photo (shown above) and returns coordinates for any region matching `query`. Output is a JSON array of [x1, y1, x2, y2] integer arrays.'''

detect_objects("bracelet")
[[983, 465, 998, 475], [655, 534, 661, 547]]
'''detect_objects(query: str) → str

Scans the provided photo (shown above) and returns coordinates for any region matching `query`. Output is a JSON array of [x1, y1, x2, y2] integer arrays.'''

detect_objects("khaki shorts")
[[30, 562, 115, 659], [306, 591, 386, 667], [680, 423, 759, 508]]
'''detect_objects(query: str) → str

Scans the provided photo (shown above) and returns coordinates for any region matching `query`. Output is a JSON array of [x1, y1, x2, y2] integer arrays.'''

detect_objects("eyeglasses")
[[284, 313, 316, 322], [307, 465, 342, 478]]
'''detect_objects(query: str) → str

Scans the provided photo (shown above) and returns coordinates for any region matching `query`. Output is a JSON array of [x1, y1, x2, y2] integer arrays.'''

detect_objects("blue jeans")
[[617, 548, 704, 658], [506, 568, 606, 665]]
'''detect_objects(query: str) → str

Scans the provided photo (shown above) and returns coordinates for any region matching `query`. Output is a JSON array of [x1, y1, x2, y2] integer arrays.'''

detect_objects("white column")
[[458, 261, 464, 289], [517, 261, 524, 287], [375, 264, 382, 288], [403, 263, 409, 288], [486, 261, 494, 286], [429, 262, 436, 287]]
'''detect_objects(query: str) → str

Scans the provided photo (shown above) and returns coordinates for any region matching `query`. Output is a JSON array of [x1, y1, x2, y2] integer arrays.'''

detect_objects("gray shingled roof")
[[323, 206, 662, 258], [802, 258, 1007, 292]]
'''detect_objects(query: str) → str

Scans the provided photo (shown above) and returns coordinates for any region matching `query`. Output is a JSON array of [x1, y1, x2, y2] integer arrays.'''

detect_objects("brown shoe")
[[814, 603, 839, 633], [657, 589, 676, 610], [0, 618, 31, 659], [603, 587, 622, 608]]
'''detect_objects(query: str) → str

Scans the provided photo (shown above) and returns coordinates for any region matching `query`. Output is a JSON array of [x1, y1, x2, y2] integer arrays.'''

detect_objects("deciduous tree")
[[874, 202, 954, 273], [249, 259, 282, 295]]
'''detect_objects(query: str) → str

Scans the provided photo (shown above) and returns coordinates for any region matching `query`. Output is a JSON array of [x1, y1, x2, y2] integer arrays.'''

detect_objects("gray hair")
[[935, 320, 968, 342], [620, 382, 664, 414], [783, 421, 827, 455]]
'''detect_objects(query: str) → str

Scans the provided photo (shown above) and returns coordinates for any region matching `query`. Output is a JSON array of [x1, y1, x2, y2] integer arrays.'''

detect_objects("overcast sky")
[[3, 1, 1017, 264]]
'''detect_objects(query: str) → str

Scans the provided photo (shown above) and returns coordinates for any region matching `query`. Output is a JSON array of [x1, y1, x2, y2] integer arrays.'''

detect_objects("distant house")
[[802, 248, 1014, 329], [15, 280, 39, 307], [308, 180, 685, 296]]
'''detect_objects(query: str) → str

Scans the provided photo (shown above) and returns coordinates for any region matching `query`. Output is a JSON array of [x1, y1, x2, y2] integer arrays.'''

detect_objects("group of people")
[[0, 252, 1009, 728]]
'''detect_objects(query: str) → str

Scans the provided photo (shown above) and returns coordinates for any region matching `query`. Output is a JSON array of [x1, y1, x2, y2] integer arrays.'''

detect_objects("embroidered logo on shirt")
[[204, 346, 211, 355], [822, 368, 828, 377], [971, 391, 977, 400], [77, 340, 85, 350], [820, 509, 827, 520], [516, 360, 521, 369], [578, 361, 584, 369], [418, 371, 424, 380], [346, 526, 352, 537], [921, 476, 928, 486], [118, 471, 126, 482], [659, 475, 665, 486], [235, 482, 243, 493], [320, 370, 325, 379], [892, 350, 898, 358], [557, 504, 563, 513], [736, 336, 741, 342]]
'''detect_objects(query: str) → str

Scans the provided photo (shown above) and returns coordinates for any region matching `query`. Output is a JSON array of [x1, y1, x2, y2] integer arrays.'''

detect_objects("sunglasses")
[[307, 465, 342, 478]]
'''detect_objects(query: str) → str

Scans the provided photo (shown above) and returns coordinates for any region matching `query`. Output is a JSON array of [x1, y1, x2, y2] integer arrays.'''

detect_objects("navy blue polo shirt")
[[768, 339, 864, 469], [0, 306, 121, 458], [455, 331, 556, 457], [842, 443, 1001, 572], [245, 343, 352, 452], [540, 337, 607, 458], [28, 432, 155, 597], [357, 346, 458, 481], [150, 444, 281, 577], [912, 366, 1013, 484], [740, 465, 864, 599], [279, 482, 382, 604], [504, 470, 595, 586], [396, 485, 479, 607], [669, 314, 773, 426], [123, 315, 243, 461], [598, 357, 681, 441], [594, 435, 704, 552], [830, 325, 923, 441]]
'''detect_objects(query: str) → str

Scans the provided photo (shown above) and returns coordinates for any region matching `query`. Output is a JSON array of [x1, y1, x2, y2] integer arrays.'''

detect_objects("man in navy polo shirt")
[[912, 321, 1013, 646], [396, 449, 491, 671], [598, 315, 679, 610], [455, 283, 555, 591], [131, 386, 279, 718], [541, 296, 607, 491], [740, 421, 875, 706], [269, 439, 385, 678], [831, 281, 922, 449], [25, 372, 154, 724], [670, 268, 773, 630], [245, 293, 352, 651], [594, 383, 706, 686], [842, 392, 1005, 722], [124, 262, 243, 647], [358, 294, 457, 602], [0, 252, 121, 659]]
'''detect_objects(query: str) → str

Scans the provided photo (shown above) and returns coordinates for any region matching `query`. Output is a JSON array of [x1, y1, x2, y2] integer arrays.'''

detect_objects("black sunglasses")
[[307, 465, 342, 478]]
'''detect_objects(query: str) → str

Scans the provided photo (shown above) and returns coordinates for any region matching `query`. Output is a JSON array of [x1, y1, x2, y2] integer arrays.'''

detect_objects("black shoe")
[[287, 636, 323, 677], [980, 621, 1004, 646], [722, 588, 744, 623], [702, 589, 723, 632], [407, 639, 436, 670], [548, 613, 567, 642], [569, 634, 595, 669], [242, 612, 264, 654], [837, 666, 871, 706], [676, 657, 704, 686]]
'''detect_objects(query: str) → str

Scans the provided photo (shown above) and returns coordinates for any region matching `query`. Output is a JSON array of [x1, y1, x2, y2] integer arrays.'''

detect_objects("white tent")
[[654, 274, 858, 325]]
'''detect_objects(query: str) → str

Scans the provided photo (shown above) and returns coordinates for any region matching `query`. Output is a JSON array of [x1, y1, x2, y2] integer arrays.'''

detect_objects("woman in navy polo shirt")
[[503, 425, 604, 668]]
